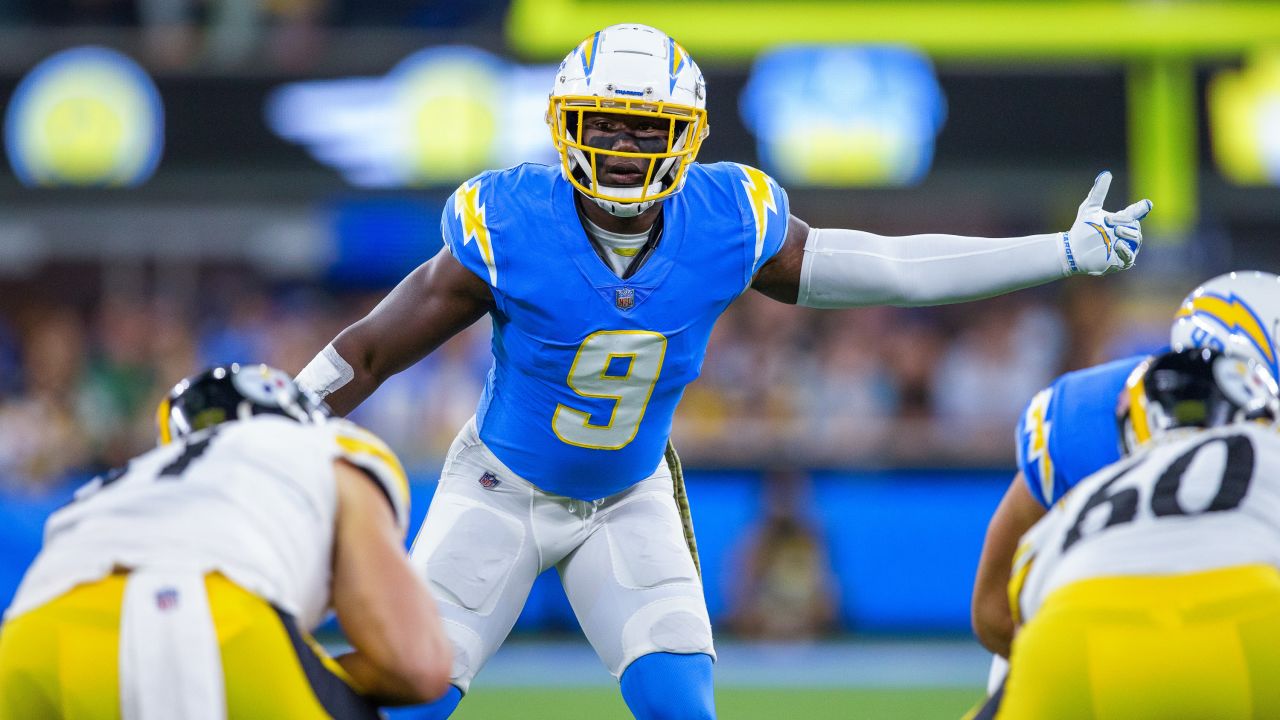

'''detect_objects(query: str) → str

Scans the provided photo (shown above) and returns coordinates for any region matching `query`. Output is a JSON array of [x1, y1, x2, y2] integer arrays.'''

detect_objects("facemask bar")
[[548, 95, 708, 206]]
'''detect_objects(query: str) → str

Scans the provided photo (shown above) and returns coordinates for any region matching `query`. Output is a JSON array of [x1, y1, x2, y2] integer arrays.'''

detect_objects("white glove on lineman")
[[1061, 171, 1153, 276]]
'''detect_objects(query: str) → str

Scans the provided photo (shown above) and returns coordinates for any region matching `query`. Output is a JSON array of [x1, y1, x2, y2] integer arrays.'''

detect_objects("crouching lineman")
[[977, 348, 1280, 719], [0, 364, 452, 719], [971, 270, 1280, 686]]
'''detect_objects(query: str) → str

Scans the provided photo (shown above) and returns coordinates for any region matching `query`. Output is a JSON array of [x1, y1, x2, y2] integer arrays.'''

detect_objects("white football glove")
[[1061, 171, 1152, 276]]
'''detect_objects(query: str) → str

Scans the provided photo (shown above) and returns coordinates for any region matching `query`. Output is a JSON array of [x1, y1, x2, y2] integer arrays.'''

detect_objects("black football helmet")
[[1116, 347, 1279, 455], [157, 364, 329, 444]]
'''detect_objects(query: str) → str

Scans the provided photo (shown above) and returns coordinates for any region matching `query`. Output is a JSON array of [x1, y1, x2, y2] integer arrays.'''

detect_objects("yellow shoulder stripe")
[[335, 434, 410, 508], [1007, 543, 1036, 627]]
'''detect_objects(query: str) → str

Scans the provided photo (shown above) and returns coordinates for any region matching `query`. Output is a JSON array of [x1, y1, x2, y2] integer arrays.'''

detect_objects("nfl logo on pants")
[[155, 588, 179, 611], [615, 288, 635, 311]]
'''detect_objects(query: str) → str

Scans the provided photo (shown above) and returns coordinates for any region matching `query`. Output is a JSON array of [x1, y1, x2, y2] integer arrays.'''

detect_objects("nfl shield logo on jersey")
[[615, 287, 635, 311], [155, 588, 179, 611], [478, 472, 500, 489]]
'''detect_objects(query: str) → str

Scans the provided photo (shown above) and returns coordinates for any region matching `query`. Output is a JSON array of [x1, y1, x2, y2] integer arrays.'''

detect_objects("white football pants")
[[409, 418, 715, 692]]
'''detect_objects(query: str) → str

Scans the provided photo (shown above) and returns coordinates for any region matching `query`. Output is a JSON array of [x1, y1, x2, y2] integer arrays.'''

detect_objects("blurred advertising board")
[[268, 46, 556, 188], [740, 46, 945, 187], [5, 47, 164, 188]]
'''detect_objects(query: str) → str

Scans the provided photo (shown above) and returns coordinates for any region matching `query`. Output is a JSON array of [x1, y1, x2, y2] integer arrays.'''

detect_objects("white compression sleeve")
[[797, 226, 1072, 308], [295, 344, 355, 399]]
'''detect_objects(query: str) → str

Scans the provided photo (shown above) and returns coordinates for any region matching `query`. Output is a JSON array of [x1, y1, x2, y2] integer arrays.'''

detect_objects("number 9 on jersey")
[[553, 330, 667, 450]]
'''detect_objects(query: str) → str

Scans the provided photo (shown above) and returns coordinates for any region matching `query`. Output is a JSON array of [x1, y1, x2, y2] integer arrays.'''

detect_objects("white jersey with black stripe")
[[1012, 423, 1280, 625], [5, 416, 409, 631]]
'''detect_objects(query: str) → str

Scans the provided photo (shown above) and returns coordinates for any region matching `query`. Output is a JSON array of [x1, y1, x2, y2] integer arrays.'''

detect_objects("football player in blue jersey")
[[297, 23, 1152, 719], [971, 271, 1280, 662]]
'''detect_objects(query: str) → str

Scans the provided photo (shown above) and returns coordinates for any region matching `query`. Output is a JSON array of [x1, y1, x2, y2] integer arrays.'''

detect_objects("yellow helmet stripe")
[[1127, 374, 1152, 447], [580, 31, 601, 79], [156, 397, 172, 445]]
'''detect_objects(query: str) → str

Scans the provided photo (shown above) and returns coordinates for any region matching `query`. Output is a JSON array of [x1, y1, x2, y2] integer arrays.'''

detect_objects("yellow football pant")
[[1000, 564, 1280, 720], [0, 572, 375, 719]]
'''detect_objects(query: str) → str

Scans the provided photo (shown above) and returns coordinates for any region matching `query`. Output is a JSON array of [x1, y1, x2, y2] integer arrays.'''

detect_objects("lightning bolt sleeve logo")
[[454, 179, 497, 286], [1024, 388, 1055, 502], [739, 165, 778, 269]]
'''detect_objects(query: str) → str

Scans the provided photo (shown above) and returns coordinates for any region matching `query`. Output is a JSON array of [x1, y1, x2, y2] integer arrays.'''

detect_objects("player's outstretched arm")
[[331, 459, 453, 705], [752, 171, 1152, 307], [297, 248, 493, 416], [971, 472, 1046, 658]]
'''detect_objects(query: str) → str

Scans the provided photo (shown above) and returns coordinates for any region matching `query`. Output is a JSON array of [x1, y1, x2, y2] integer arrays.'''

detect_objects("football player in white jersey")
[[972, 270, 1280, 663], [297, 23, 1151, 719], [0, 364, 452, 719], [973, 348, 1280, 719]]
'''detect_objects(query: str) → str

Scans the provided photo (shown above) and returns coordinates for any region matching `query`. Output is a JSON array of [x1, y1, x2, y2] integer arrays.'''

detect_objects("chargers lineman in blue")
[[971, 271, 1280, 662], [298, 23, 1152, 719]]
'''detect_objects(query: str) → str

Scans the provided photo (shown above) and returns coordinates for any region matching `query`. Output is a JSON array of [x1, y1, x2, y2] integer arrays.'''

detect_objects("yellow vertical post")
[[1127, 58, 1197, 239]]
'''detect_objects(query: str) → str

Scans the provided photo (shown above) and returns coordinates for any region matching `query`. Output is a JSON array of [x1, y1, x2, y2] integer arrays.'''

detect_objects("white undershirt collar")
[[582, 217, 650, 277]]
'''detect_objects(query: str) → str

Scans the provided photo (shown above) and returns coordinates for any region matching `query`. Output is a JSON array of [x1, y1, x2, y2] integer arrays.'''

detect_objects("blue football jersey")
[[1015, 355, 1147, 508], [441, 162, 789, 500]]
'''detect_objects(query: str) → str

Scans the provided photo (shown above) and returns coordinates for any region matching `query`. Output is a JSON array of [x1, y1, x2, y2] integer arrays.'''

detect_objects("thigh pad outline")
[[604, 494, 698, 591], [615, 596, 715, 678], [424, 498, 527, 616]]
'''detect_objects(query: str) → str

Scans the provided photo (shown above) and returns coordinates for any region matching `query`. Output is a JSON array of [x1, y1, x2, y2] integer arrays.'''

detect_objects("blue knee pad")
[[620, 652, 716, 720], [384, 685, 463, 720]]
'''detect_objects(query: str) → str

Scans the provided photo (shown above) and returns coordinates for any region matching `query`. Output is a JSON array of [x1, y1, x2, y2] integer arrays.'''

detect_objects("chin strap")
[[586, 180, 665, 217]]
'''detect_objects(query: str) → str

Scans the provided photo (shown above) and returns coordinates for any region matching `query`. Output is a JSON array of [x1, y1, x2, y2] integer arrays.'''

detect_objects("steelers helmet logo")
[[1213, 355, 1273, 412], [231, 365, 295, 408]]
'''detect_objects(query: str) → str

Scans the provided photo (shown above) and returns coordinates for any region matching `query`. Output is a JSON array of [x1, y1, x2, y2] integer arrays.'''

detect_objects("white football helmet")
[[1169, 271, 1280, 382], [547, 24, 709, 217]]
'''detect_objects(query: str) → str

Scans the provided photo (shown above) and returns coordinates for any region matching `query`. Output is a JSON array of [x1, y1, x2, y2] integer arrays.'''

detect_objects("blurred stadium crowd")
[[5, 0, 509, 27], [0, 0, 513, 74], [0, 272, 1171, 493]]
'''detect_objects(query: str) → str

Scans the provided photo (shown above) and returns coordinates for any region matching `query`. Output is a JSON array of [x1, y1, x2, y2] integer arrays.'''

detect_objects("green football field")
[[452, 687, 984, 719]]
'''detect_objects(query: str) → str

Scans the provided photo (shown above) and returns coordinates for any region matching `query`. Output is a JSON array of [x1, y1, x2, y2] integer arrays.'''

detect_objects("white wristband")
[[797, 226, 1069, 308], [295, 344, 355, 399]]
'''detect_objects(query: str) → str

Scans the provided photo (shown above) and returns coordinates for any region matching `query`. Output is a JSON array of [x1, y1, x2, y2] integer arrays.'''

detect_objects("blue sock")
[[383, 685, 463, 720], [620, 652, 716, 720]]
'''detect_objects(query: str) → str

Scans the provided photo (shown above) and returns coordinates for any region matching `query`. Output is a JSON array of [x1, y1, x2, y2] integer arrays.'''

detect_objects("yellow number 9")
[[552, 330, 667, 450]]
